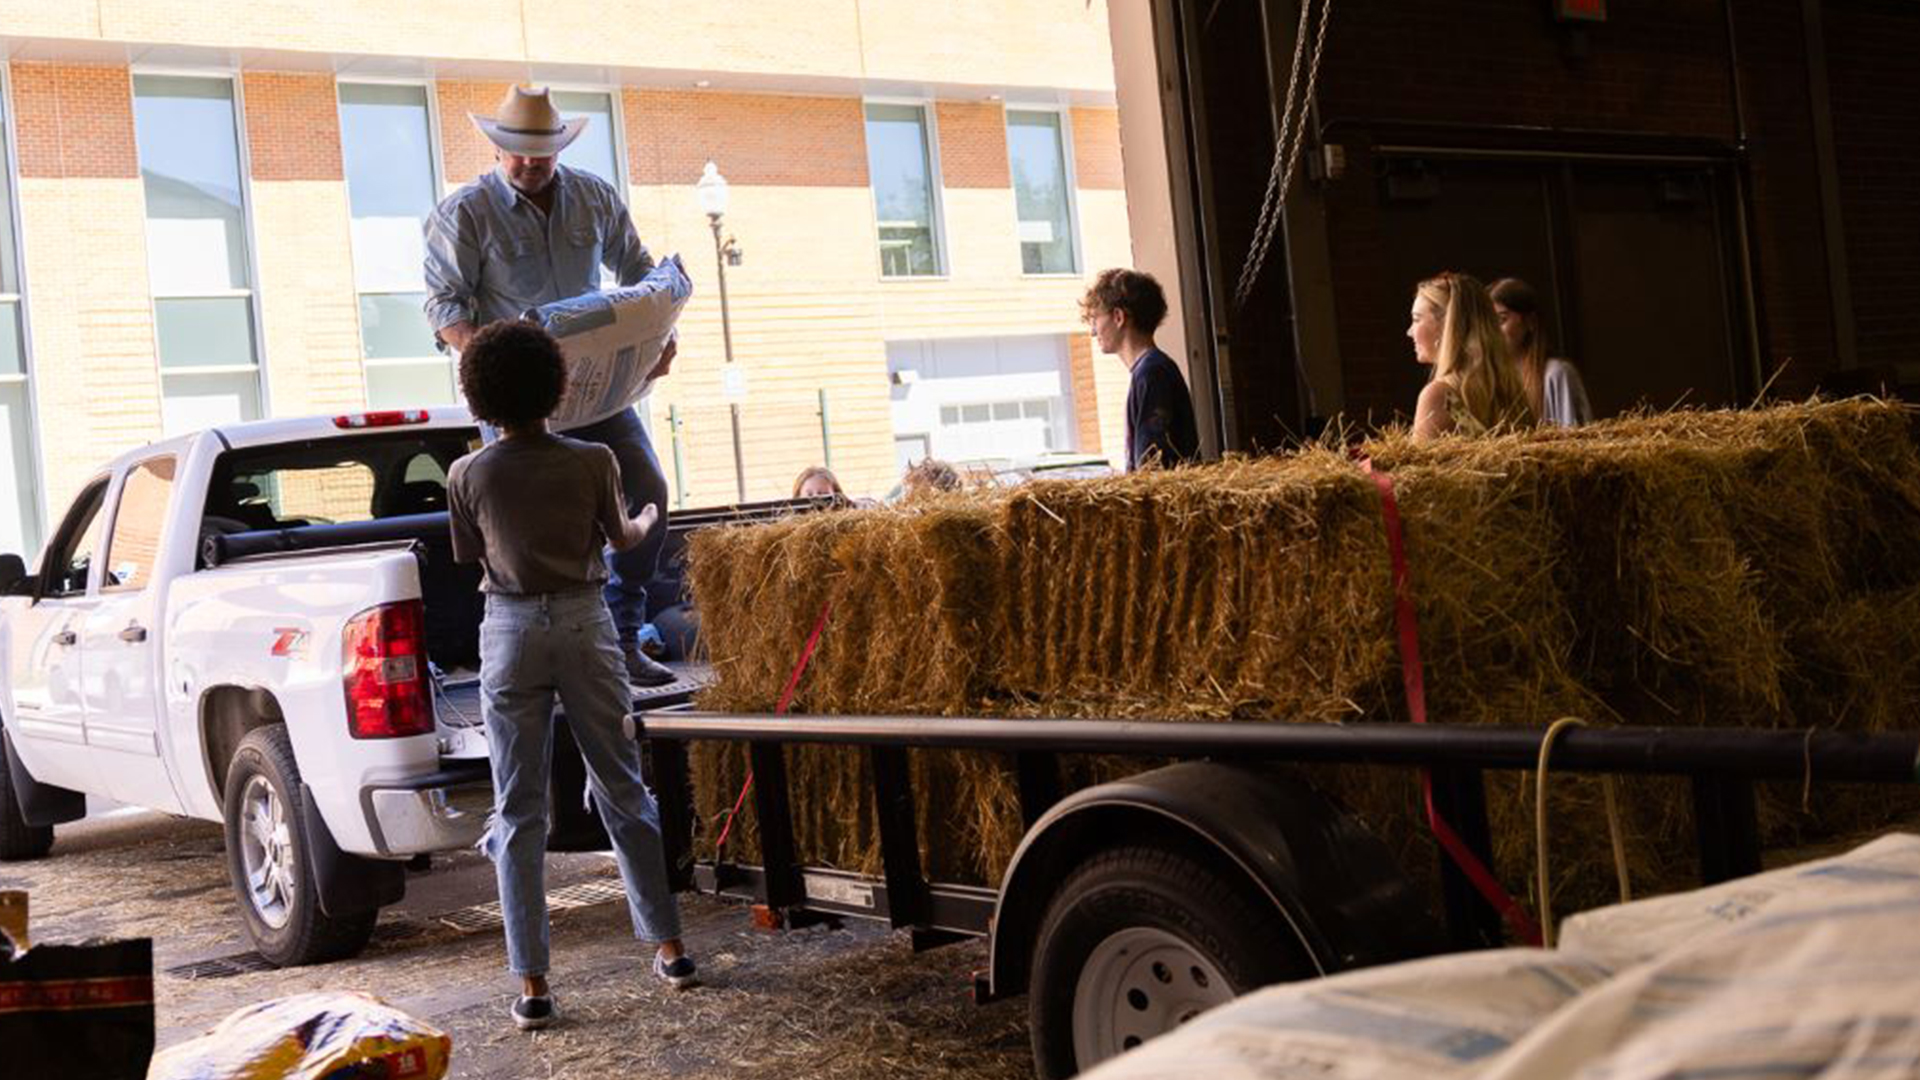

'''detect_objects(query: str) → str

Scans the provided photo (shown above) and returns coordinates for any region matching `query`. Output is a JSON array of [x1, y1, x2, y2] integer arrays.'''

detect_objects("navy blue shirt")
[[1126, 347, 1200, 471]]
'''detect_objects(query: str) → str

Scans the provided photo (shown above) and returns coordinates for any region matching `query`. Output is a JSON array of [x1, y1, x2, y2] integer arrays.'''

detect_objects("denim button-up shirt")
[[423, 165, 655, 336]]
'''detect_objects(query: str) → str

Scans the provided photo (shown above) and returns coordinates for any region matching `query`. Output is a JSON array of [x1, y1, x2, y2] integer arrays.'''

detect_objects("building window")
[[0, 66, 43, 556], [864, 103, 944, 278], [337, 82, 450, 408], [938, 399, 1064, 459], [886, 336, 1079, 465], [132, 73, 263, 434], [1006, 110, 1079, 275], [553, 90, 622, 187]]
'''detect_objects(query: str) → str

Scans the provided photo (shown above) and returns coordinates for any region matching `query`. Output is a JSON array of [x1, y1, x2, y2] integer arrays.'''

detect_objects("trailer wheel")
[[0, 729, 54, 861], [1028, 844, 1311, 1077], [222, 726, 375, 966]]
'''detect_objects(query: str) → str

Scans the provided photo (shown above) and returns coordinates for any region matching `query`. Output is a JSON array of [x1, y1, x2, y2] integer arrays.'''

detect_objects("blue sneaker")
[[653, 951, 699, 990]]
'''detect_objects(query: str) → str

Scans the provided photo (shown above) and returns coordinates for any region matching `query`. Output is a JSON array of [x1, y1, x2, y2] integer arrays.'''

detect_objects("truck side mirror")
[[0, 553, 29, 596]]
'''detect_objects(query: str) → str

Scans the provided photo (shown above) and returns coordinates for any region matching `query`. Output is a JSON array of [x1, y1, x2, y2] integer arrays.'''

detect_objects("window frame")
[[37, 476, 110, 600], [0, 62, 46, 555], [862, 97, 950, 281], [1003, 103, 1085, 278], [335, 76, 452, 408], [130, 65, 270, 428]]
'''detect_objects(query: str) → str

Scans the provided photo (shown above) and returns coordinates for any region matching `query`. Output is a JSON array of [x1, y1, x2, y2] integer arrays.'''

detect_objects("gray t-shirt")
[[447, 433, 627, 594]]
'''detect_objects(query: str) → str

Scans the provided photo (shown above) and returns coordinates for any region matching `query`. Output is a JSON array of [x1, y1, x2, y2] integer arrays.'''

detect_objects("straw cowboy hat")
[[469, 86, 587, 157]]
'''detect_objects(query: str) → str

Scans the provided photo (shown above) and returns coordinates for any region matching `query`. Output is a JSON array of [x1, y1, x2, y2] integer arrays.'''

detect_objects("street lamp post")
[[696, 161, 748, 504]]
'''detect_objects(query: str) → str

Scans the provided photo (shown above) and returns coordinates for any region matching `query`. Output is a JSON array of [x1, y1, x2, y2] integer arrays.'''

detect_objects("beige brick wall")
[[1073, 183, 1136, 469], [533, 2, 866, 82], [33, 2, 1113, 94], [624, 95, 1132, 504], [855, 0, 1113, 93], [0, 1, 100, 40], [97, 0, 529, 64], [10, 63, 160, 513], [250, 182, 367, 417], [19, 178, 162, 514], [634, 184, 899, 504]]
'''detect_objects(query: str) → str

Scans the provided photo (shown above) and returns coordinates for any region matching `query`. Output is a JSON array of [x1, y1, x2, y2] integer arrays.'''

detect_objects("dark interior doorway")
[[1370, 154, 1748, 422]]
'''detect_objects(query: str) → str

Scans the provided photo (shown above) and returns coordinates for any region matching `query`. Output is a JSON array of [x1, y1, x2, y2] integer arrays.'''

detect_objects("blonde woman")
[[1489, 277, 1593, 427], [1407, 271, 1536, 441]]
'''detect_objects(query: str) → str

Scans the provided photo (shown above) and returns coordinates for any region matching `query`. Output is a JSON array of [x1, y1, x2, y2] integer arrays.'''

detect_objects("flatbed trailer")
[[628, 708, 1920, 1077]]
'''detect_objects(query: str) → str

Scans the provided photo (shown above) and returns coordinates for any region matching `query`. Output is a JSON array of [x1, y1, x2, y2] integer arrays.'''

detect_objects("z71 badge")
[[270, 628, 310, 658]]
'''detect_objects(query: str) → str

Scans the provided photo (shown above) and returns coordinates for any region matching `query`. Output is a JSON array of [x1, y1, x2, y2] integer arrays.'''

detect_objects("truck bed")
[[432, 661, 713, 730]]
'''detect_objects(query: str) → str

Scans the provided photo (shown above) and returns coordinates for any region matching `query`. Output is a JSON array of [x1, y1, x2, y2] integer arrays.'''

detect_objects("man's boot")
[[622, 641, 676, 687]]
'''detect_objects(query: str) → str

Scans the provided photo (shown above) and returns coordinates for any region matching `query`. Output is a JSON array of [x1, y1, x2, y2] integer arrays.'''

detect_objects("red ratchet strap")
[[714, 600, 834, 857], [1363, 459, 1543, 947]]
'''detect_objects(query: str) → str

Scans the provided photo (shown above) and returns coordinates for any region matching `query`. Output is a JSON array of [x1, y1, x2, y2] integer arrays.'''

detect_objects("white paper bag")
[[523, 255, 693, 430]]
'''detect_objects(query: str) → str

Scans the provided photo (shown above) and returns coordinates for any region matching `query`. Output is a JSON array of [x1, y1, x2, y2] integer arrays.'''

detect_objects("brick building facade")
[[0, 0, 1131, 556]]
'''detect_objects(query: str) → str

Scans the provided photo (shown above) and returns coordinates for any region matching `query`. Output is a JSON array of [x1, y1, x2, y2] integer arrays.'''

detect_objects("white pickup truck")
[[0, 408, 504, 965]]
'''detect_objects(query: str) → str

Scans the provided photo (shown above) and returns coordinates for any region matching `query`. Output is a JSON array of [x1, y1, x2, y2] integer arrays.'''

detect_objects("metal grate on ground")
[[164, 952, 279, 980], [435, 877, 629, 933]]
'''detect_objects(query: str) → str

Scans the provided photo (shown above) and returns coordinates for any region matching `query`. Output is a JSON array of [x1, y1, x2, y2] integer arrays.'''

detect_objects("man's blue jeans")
[[478, 586, 684, 977], [560, 407, 670, 643]]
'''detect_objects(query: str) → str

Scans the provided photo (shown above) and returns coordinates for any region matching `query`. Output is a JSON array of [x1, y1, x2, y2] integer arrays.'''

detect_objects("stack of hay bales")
[[685, 400, 1920, 915]]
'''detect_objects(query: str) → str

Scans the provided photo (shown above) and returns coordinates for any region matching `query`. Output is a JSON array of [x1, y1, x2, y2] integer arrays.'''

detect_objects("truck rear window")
[[204, 430, 477, 532]]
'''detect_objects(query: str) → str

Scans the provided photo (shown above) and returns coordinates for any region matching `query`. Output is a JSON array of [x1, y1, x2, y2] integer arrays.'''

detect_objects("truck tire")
[[222, 726, 375, 966], [0, 731, 54, 861], [1028, 844, 1313, 1078]]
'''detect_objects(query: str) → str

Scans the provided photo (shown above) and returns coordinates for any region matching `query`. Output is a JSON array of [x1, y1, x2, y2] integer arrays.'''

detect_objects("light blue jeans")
[[478, 586, 683, 977]]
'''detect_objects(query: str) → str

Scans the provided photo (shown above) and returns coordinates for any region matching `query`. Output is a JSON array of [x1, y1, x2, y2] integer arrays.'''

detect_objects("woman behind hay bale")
[[1408, 271, 1537, 441], [1490, 276, 1594, 428]]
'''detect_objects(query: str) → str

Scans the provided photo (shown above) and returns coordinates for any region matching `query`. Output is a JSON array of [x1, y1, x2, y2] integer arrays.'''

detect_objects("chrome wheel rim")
[[239, 774, 297, 930], [1071, 926, 1233, 1067]]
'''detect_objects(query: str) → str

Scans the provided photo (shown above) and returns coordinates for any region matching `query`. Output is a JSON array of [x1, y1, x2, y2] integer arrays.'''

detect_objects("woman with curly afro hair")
[[447, 319, 698, 1031]]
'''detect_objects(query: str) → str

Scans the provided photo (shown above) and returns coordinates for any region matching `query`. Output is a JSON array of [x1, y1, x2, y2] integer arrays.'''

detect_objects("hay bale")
[[682, 399, 1920, 914]]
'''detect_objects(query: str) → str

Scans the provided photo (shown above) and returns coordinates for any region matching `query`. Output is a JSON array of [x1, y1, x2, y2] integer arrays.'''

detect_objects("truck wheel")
[[222, 726, 375, 966], [1028, 844, 1312, 1078], [0, 733, 54, 861]]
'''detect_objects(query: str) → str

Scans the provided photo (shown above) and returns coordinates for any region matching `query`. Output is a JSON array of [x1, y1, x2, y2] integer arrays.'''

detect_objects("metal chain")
[[1233, 0, 1334, 312]]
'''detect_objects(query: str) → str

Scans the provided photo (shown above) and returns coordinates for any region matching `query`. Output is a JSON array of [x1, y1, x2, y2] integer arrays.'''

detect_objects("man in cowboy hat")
[[425, 85, 678, 687]]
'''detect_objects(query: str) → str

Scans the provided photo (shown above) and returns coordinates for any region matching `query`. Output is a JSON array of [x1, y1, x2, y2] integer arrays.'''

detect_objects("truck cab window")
[[42, 479, 109, 597], [103, 456, 176, 592]]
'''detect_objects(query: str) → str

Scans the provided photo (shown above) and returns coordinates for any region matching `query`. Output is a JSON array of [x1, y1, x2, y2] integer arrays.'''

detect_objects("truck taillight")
[[342, 600, 433, 739]]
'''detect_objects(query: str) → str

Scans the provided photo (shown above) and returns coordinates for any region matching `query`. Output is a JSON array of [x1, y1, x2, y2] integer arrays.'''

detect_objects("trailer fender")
[[985, 761, 1443, 1002]]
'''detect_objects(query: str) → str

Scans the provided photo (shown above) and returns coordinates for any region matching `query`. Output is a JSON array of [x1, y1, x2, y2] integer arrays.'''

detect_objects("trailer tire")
[[0, 729, 54, 861], [1028, 843, 1311, 1078], [222, 726, 375, 966]]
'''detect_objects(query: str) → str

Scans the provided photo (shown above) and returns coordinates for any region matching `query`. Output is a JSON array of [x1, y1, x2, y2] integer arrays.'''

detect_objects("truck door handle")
[[118, 625, 148, 643], [53, 630, 77, 646]]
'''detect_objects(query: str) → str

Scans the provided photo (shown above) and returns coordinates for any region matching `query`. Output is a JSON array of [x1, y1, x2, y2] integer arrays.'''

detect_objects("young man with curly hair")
[[1080, 268, 1200, 471], [447, 320, 697, 1032]]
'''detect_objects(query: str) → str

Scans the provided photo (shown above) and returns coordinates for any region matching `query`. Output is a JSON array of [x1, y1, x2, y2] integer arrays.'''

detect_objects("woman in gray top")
[[448, 320, 698, 1033], [1490, 277, 1594, 428]]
